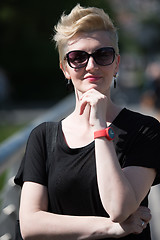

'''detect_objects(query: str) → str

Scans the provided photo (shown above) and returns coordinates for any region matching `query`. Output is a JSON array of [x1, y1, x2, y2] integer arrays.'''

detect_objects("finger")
[[140, 211, 152, 223], [79, 100, 88, 115], [80, 89, 103, 102], [79, 94, 95, 115], [139, 220, 147, 229], [136, 206, 152, 222], [133, 221, 147, 235], [138, 206, 151, 214]]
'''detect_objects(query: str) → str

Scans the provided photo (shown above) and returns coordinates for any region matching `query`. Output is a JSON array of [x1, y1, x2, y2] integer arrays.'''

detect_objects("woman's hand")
[[112, 206, 152, 238], [79, 89, 108, 130]]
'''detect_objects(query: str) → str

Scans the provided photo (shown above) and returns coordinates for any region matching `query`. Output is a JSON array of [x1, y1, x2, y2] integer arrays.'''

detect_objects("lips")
[[84, 75, 102, 82]]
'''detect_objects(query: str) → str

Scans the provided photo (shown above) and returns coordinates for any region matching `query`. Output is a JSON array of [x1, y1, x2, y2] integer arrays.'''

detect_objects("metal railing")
[[0, 94, 75, 174], [0, 94, 75, 239]]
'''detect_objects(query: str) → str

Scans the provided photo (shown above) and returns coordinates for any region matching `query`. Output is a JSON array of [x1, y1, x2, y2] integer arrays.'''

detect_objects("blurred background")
[[1, 0, 160, 133], [1, 0, 160, 127], [0, 0, 160, 239]]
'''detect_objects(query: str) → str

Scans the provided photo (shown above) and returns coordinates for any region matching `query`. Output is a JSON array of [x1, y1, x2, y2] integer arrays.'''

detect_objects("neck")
[[72, 88, 122, 126]]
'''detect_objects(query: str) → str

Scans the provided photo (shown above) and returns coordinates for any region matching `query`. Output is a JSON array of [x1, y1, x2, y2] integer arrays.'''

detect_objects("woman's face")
[[61, 30, 120, 96]]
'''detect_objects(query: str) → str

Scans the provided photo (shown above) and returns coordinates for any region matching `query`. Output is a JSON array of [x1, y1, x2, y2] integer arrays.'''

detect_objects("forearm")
[[95, 137, 139, 222], [19, 186, 151, 240], [20, 208, 151, 240], [20, 211, 116, 240], [20, 183, 118, 240]]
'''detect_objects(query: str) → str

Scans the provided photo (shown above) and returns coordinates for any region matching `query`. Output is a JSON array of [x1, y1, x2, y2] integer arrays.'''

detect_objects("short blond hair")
[[53, 4, 119, 64]]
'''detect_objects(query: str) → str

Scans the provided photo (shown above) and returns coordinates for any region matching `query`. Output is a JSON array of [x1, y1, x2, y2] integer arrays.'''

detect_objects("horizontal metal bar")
[[0, 94, 75, 173]]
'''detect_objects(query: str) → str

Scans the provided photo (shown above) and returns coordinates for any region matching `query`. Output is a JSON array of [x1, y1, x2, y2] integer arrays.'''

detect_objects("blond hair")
[[53, 4, 119, 64]]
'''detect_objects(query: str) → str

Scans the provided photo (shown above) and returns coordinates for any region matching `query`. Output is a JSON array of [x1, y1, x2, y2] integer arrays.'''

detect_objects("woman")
[[15, 4, 160, 239]]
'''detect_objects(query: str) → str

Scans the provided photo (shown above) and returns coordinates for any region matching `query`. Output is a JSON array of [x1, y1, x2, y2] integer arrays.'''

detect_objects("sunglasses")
[[64, 47, 116, 69]]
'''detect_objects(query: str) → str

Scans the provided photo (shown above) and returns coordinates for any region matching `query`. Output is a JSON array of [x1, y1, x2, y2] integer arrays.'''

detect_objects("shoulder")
[[122, 109, 160, 151], [27, 122, 59, 147], [123, 108, 160, 131], [114, 108, 160, 145], [30, 122, 59, 137], [30, 122, 46, 134], [27, 123, 46, 145]]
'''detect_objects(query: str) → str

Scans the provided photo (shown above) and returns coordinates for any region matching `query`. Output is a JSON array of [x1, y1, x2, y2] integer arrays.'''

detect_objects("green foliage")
[[0, 171, 7, 192], [0, 124, 25, 143]]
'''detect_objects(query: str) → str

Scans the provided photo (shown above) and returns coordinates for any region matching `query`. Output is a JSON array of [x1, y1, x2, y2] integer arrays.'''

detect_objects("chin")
[[86, 84, 109, 94]]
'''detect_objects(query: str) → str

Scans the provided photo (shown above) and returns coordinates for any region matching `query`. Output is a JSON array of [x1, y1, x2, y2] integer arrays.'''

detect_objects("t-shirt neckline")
[[59, 108, 127, 151]]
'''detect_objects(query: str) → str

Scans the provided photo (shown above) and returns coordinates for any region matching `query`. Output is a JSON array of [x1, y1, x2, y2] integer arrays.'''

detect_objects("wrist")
[[92, 120, 107, 131], [88, 217, 115, 239], [94, 127, 115, 141]]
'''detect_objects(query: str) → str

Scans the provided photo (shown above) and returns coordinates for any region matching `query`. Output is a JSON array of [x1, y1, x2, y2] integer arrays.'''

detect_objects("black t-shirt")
[[15, 108, 160, 240]]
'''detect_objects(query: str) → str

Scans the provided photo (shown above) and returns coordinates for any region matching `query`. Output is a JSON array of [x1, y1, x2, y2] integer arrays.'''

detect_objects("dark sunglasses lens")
[[67, 51, 88, 68], [94, 48, 115, 66]]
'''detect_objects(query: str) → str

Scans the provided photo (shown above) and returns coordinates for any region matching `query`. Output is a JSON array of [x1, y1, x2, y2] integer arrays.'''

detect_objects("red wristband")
[[94, 127, 115, 141]]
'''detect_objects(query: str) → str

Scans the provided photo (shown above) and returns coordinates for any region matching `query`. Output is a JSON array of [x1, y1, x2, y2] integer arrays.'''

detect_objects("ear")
[[60, 62, 71, 80], [114, 54, 120, 75]]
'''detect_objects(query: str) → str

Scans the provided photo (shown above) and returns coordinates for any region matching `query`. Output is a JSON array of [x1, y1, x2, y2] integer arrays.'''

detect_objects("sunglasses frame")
[[64, 47, 116, 69]]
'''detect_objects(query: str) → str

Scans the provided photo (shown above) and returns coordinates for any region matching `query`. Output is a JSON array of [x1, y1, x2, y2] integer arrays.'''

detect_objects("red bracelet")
[[94, 127, 115, 141]]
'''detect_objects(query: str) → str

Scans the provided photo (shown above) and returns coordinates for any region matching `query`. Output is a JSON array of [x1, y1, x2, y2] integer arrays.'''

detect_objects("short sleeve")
[[14, 122, 47, 187], [123, 117, 160, 185]]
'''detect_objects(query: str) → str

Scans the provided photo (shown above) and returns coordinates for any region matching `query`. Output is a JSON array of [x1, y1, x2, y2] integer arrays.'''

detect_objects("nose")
[[85, 56, 98, 71]]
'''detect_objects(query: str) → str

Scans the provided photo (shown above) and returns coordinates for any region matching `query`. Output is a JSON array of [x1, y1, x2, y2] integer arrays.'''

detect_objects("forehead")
[[66, 30, 113, 52]]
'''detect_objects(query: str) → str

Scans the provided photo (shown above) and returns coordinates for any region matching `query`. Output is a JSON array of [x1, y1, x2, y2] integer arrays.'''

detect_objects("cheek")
[[102, 66, 114, 78], [69, 68, 84, 80], [63, 64, 73, 80]]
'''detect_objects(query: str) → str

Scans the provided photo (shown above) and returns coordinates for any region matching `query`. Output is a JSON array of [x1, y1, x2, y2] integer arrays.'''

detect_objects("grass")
[[0, 171, 8, 191], [0, 124, 25, 143]]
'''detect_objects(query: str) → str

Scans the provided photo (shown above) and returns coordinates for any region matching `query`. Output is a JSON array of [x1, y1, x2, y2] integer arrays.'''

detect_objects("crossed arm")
[[19, 181, 152, 240]]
